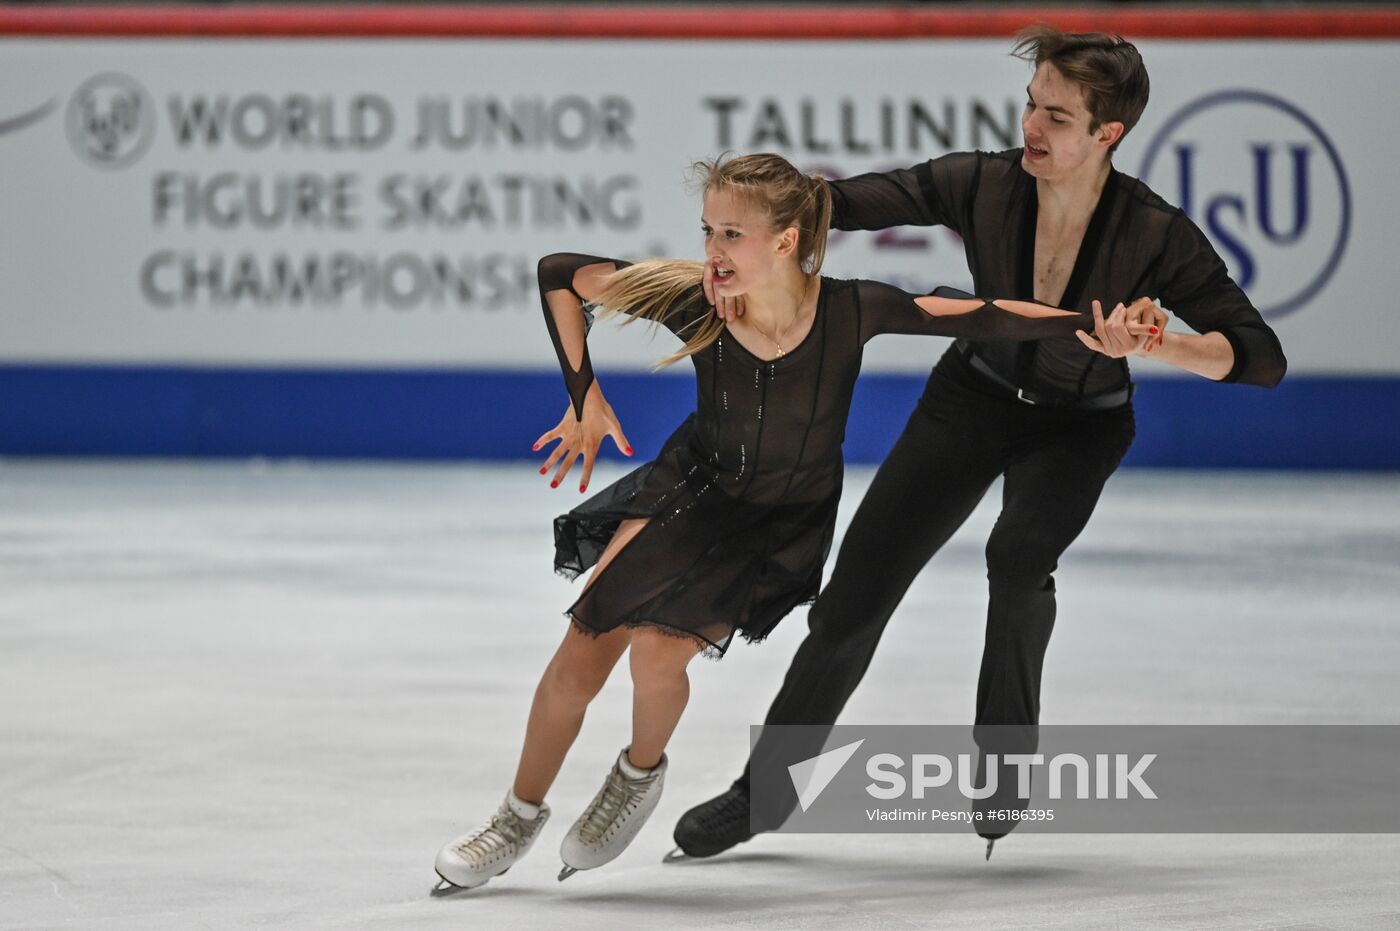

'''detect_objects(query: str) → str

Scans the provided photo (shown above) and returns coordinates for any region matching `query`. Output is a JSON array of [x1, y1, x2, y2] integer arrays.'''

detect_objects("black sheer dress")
[[537, 252, 1095, 656]]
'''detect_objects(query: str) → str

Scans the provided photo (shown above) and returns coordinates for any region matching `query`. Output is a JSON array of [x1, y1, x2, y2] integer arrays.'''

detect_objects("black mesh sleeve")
[[537, 253, 628, 420], [828, 151, 980, 234], [1155, 213, 1287, 387], [855, 281, 1091, 344]]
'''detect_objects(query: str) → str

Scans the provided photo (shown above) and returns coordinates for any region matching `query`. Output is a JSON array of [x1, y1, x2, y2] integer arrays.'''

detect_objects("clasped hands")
[[1077, 297, 1168, 358]]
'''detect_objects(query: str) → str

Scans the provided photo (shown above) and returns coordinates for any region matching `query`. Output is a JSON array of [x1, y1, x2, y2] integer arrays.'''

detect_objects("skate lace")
[[578, 769, 652, 845], [456, 808, 527, 864]]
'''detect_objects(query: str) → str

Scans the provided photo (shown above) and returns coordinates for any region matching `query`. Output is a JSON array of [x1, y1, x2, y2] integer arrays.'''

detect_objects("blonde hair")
[[596, 153, 833, 367]]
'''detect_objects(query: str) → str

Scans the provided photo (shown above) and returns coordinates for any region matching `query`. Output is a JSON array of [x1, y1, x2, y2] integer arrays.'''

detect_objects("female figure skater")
[[433, 153, 1152, 891]]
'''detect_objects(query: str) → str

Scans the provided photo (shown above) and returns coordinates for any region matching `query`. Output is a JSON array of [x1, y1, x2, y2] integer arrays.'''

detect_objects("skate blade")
[[431, 866, 504, 897], [431, 878, 470, 898], [985, 839, 996, 861], [662, 847, 692, 863], [557, 865, 579, 882]]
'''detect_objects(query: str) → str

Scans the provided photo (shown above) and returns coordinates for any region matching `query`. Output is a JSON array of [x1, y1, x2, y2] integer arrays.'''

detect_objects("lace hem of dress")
[[561, 594, 813, 662], [566, 611, 718, 657]]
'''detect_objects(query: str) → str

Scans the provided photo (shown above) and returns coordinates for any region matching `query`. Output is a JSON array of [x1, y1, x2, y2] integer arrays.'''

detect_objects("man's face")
[[1021, 62, 1116, 181]]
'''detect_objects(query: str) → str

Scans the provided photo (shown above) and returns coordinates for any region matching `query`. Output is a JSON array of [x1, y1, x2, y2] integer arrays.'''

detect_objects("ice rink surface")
[[2, 459, 1398, 930]]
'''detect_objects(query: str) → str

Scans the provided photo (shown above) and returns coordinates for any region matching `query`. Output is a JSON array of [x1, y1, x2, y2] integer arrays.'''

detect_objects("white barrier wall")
[[0, 38, 1388, 375], [0, 12, 1394, 467]]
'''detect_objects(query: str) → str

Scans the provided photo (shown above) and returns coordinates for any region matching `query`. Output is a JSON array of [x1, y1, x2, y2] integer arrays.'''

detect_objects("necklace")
[[749, 280, 815, 359], [752, 309, 801, 359]]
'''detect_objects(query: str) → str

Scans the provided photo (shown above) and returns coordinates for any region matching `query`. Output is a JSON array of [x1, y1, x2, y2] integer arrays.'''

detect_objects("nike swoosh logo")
[[0, 98, 59, 138]]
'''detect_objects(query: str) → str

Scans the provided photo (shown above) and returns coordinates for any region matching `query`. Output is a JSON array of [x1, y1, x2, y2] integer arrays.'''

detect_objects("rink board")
[[0, 366, 1393, 470]]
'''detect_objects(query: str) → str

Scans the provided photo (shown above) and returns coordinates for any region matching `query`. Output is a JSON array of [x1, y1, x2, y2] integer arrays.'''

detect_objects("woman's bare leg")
[[627, 627, 703, 770], [511, 519, 648, 803]]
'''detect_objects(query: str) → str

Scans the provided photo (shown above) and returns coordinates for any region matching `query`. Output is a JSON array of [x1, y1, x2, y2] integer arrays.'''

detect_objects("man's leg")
[[973, 409, 1135, 838], [745, 396, 1001, 783], [671, 399, 1001, 855]]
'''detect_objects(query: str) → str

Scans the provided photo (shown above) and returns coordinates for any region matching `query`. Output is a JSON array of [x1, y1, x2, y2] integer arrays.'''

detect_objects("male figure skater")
[[673, 25, 1287, 859]]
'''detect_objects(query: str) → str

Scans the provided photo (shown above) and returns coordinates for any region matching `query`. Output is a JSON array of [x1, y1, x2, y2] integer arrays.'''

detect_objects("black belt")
[[964, 348, 1133, 411]]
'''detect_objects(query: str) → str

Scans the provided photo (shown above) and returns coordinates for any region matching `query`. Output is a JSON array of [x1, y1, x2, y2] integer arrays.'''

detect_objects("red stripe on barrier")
[[2, 6, 1400, 40]]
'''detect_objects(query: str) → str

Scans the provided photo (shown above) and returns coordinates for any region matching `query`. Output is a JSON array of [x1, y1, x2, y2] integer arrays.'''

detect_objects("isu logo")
[[66, 73, 155, 169], [1139, 90, 1351, 320]]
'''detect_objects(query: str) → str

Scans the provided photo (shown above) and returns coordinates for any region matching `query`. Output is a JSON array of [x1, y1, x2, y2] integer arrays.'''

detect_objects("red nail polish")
[[532, 443, 540, 451], [550, 479, 559, 488], [539, 466, 547, 474], [625, 446, 634, 456], [1149, 326, 1159, 334], [579, 484, 586, 492]]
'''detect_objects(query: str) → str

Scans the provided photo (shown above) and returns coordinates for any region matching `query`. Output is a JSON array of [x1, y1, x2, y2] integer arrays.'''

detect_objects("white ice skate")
[[433, 794, 550, 892], [558, 749, 667, 881]]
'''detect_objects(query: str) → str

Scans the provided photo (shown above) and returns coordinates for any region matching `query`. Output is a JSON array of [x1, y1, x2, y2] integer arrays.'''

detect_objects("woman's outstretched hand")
[[1076, 297, 1168, 358], [533, 383, 633, 494]]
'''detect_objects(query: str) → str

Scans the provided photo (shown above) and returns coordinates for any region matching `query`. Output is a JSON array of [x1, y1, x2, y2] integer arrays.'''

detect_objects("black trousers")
[[738, 350, 1136, 816]]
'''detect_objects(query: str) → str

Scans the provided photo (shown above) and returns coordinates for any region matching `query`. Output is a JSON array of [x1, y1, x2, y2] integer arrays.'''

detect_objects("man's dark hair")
[[1013, 24, 1150, 153]]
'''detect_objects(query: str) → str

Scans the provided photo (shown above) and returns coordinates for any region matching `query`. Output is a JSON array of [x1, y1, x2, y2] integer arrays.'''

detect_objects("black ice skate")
[[666, 783, 756, 862]]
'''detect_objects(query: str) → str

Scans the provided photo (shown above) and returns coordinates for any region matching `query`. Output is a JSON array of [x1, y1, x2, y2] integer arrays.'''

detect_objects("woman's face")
[[701, 187, 793, 296]]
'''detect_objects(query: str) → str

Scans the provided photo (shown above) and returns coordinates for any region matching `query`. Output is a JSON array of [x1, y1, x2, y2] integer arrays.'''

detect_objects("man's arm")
[[1144, 329, 1235, 381], [1146, 212, 1287, 387], [828, 151, 979, 232], [1080, 299, 1232, 380]]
